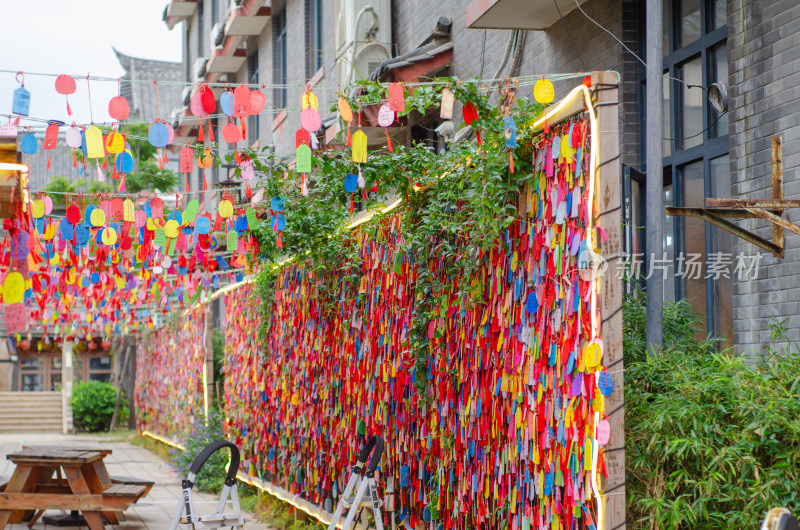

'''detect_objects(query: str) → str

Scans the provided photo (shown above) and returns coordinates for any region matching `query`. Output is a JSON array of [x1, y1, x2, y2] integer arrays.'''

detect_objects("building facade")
[[163, 0, 800, 356]]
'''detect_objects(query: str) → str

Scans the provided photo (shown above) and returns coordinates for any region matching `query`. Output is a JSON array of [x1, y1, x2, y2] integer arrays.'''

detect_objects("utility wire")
[[554, 0, 587, 71], [573, 0, 646, 67]]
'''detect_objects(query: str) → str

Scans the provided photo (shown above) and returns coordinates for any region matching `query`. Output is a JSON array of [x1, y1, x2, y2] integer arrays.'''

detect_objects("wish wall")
[[135, 305, 206, 441], [221, 117, 613, 529]]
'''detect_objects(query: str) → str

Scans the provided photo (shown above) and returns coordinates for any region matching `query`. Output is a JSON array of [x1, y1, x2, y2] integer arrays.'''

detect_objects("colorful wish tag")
[[20, 133, 37, 155], [227, 230, 239, 250], [44, 123, 59, 150], [233, 85, 250, 118], [3, 272, 25, 304], [109, 96, 130, 121], [440, 87, 454, 119], [180, 146, 193, 173], [218, 199, 234, 219], [12, 86, 30, 116], [249, 90, 266, 115], [534, 78, 554, 104], [352, 130, 367, 163], [388, 82, 405, 112], [85, 125, 104, 158], [296, 144, 312, 173], [105, 132, 124, 154]]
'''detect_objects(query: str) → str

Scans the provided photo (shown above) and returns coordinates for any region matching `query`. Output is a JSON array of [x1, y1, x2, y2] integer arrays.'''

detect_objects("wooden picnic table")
[[0, 446, 149, 530]]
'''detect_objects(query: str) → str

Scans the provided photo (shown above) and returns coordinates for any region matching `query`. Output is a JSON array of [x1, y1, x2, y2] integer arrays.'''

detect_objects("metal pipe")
[[492, 30, 518, 81], [645, 0, 663, 355], [508, 30, 526, 77]]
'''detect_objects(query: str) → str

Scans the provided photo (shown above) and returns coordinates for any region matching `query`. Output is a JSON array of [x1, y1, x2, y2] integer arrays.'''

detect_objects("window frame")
[[197, 0, 205, 56], [273, 9, 288, 109], [638, 0, 729, 336], [248, 50, 260, 141], [305, 0, 324, 80]]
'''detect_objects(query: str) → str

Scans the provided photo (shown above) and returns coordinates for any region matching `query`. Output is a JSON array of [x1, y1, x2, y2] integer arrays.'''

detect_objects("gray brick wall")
[[391, 0, 640, 164], [180, 0, 641, 177], [728, 0, 800, 356]]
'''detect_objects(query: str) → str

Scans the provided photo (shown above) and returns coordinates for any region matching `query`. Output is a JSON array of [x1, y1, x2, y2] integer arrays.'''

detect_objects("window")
[[306, 0, 323, 80], [248, 51, 260, 141], [273, 9, 287, 109], [20, 357, 42, 392], [211, 0, 218, 26], [197, 0, 205, 56], [640, 0, 729, 339]]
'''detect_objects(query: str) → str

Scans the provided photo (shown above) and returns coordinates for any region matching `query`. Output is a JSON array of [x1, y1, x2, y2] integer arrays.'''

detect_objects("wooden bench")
[[103, 484, 147, 498], [108, 476, 154, 502]]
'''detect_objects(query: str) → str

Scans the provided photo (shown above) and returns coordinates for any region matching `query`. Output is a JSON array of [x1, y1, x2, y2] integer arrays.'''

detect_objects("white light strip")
[[141, 431, 340, 528], [0, 162, 29, 172]]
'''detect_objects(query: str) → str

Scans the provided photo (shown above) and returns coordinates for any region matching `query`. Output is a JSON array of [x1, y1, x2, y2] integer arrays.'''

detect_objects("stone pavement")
[[0, 433, 272, 530]]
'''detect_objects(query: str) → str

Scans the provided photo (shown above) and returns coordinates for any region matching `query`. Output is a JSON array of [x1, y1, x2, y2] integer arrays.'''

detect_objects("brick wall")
[[728, 0, 800, 356], [390, 0, 640, 164], [178, 0, 641, 178]]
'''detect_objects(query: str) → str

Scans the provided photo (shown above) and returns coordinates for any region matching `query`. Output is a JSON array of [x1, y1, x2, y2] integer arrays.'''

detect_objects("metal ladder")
[[169, 440, 246, 530], [327, 435, 385, 530]]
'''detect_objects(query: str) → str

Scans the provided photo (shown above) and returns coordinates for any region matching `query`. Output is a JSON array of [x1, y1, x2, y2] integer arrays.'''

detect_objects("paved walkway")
[[0, 433, 271, 529]]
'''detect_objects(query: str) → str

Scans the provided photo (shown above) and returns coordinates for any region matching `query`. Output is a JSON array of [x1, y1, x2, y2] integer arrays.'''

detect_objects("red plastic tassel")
[[544, 118, 550, 135], [164, 150, 169, 163], [72, 152, 77, 168], [385, 128, 393, 153], [158, 150, 164, 169], [186, 176, 190, 192], [509, 151, 514, 174], [347, 126, 352, 146], [208, 118, 214, 142], [118, 174, 126, 192], [46, 153, 51, 170], [363, 189, 368, 201], [13, 116, 19, 126], [350, 195, 354, 213], [240, 117, 247, 141], [102, 157, 107, 170], [245, 184, 253, 198], [198, 123, 205, 143], [66, 100, 72, 116], [476, 130, 482, 146], [202, 173, 207, 191], [276, 231, 283, 248], [234, 150, 241, 165]]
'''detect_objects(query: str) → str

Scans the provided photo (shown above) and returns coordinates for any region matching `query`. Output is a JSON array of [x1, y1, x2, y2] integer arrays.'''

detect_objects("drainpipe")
[[645, 0, 663, 355]]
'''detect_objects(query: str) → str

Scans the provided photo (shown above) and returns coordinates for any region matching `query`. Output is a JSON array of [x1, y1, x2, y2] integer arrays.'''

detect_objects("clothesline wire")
[[0, 69, 591, 91]]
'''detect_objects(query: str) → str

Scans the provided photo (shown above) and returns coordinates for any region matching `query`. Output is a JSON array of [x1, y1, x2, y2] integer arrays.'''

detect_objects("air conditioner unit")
[[335, 0, 392, 88], [181, 86, 193, 106], [211, 21, 226, 48], [194, 57, 209, 79]]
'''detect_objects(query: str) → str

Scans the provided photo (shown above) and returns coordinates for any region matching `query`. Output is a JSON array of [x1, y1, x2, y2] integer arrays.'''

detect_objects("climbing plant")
[[197, 77, 546, 390]]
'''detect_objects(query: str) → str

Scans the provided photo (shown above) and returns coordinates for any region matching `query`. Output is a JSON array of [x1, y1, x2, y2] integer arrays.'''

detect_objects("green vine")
[[197, 77, 546, 401]]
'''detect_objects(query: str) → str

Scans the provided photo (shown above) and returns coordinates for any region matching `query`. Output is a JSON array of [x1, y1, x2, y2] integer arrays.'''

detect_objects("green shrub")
[[70, 380, 125, 432], [170, 411, 229, 494], [624, 292, 800, 528]]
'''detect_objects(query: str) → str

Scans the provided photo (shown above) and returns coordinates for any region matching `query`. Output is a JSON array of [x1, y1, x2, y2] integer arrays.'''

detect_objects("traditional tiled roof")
[[113, 48, 184, 123]]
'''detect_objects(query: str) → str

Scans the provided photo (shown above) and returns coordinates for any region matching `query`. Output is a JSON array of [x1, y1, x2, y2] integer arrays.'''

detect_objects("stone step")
[[0, 410, 62, 420], [0, 392, 65, 433], [0, 393, 62, 402], [0, 421, 64, 433]]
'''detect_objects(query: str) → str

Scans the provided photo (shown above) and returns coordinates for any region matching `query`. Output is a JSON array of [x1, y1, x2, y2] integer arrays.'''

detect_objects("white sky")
[[0, 0, 182, 127]]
